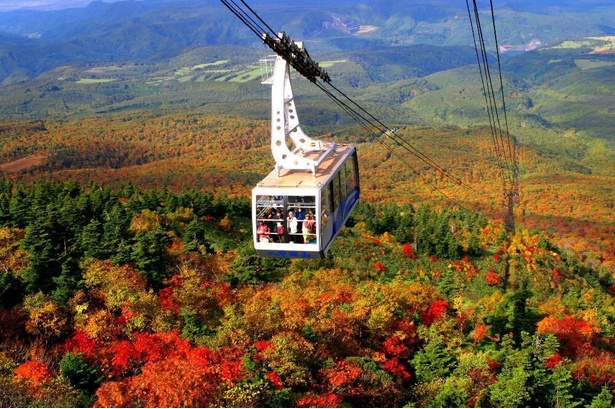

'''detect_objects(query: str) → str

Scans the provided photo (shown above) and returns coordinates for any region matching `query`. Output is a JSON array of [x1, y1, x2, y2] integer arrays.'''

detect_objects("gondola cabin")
[[252, 49, 360, 258], [253, 145, 359, 258]]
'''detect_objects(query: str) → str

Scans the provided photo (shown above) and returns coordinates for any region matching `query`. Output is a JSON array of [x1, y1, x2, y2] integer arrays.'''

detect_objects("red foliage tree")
[[537, 315, 595, 357], [14, 361, 52, 387], [64, 329, 98, 360], [420, 299, 449, 326], [110, 340, 140, 377], [323, 360, 364, 397], [485, 270, 502, 285], [402, 243, 416, 259], [544, 353, 564, 369], [382, 358, 411, 380], [94, 331, 246, 407], [266, 371, 284, 389], [382, 335, 410, 359], [158, 286, 180, 313], [572, 354, 615, 390], [374, 262, 387, 272], [472, 324, 489, 344], [296, 392, 343, 408]]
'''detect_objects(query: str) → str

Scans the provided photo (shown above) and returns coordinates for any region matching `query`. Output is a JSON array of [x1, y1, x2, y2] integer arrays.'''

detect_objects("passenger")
[[276, 222, 285, 242], [266, 207, 276, 231], [257, 221, 270, 242], [287, 211, 298, 235], [302, 211, 316, 243], [294, 206, 304, 233], [321, 211, 329, 229]]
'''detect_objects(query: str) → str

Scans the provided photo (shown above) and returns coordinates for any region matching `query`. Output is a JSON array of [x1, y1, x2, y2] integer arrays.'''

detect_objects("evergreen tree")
[[131, 227, 171, 288], [183, 217, 207, 253], [162, 189, 180, 214], [0, 192, 11, 225], [548, 363, 580, 408], [188, 190, 215, 217], [488, 334, 533, 407], [59, 352, 103, 397], [8, 185, 32, 228], [80, 219, 106, 260], [588, 385, 613, 408], [20, 216, 60, 293], [488, 332, 568, 407], [89, 184, 116, 217], [430, 377, 470, 407], [52, 260, 82, 304], [485, 281, 542, 344], [103, 204, 133, 264], [411, 334, 457, 382], [142, 189, 162, 211]]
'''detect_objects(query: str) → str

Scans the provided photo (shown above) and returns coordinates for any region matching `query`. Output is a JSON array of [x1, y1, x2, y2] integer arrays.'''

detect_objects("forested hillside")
[[0, 108, 613, 407], [0, 111, 611, 269], [0, 178, 612, 407]]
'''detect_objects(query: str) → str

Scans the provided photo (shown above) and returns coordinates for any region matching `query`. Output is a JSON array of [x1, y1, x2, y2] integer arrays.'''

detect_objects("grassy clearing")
[[193, 60, 229, 68], [553, 40, 595, 49], [225, 67, 262, 83], [76, 78, 116, 84], [552, 36, 615, 52], [0, 153, 48, 172], [320, 59, 347, 68], [173, 60, 346, 83], [588, 36, 615, 52], [575, 59, 615, 70]]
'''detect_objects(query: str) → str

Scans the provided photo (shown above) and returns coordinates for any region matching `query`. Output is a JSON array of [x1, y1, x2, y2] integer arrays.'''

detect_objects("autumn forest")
[[0, 107, 612, 407], [0, 0, 615, 407]]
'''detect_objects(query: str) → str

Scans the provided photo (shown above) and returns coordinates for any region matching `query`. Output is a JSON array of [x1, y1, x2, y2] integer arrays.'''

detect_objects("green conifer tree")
[[589, 385, 613, 408], [412, 334, 457, 382]]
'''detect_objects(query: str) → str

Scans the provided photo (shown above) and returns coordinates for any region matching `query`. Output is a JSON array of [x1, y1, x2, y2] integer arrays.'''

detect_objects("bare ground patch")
[[0, 153, 49, 173]]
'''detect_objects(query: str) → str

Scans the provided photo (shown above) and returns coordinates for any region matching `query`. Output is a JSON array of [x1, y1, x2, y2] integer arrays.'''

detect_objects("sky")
[[0, 0, 128, 11]]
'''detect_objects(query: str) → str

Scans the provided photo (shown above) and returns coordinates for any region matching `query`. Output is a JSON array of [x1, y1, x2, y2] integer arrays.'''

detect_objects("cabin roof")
[[255, 144, 355, 189]]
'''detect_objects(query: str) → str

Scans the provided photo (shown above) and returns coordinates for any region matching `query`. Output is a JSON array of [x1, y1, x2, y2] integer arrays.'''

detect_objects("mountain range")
[[0, 0, 614, 84]]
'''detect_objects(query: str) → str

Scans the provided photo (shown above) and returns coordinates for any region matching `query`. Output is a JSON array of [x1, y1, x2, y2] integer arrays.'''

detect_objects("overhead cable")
[[219, 0, 473, 192]]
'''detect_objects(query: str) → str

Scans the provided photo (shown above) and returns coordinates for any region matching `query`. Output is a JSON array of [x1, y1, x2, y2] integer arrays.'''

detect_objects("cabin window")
[[345, 158, 357, 192], [321, 189, 332, 232], [255, 195, 316, 244], [338, 164, 348, 200], [332, 171, 341, 210]]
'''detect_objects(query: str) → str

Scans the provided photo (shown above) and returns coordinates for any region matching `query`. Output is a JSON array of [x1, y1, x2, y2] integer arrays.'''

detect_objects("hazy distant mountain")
[[0, 0, 108, 11], [0, 0, 613, 85]]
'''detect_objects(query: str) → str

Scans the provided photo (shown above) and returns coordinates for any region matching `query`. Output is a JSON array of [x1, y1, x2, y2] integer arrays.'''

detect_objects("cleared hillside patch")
[[0, 153, 48, 172]]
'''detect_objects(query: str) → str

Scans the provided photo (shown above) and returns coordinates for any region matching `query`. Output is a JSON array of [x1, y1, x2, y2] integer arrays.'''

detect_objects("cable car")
[[252, 53, 360, 258]]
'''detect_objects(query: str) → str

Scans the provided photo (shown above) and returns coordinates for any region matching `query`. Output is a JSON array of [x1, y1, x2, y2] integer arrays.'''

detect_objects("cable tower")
[[219, 0, 474, 204], [466, 0, 520, 231]]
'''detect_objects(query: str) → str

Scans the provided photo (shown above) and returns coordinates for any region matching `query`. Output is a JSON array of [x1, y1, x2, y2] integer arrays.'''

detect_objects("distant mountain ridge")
[[0, 0, 614, 85]]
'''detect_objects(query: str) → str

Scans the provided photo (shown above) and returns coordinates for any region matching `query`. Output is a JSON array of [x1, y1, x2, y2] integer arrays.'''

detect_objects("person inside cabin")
[[287, 211, 298, 238], [321, 210, 329, 231], [294, 206, 304, 233], [257, 220, 270, 242], [276, 209, 284, 221], [302, 211, 316, 244], [276, 221, 285, 242], [275, 210, 284, 242], [265, 207, 276, 232]]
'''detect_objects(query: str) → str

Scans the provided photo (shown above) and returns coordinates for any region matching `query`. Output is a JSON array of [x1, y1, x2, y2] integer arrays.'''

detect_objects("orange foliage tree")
[[94, 331, 246, 407]]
